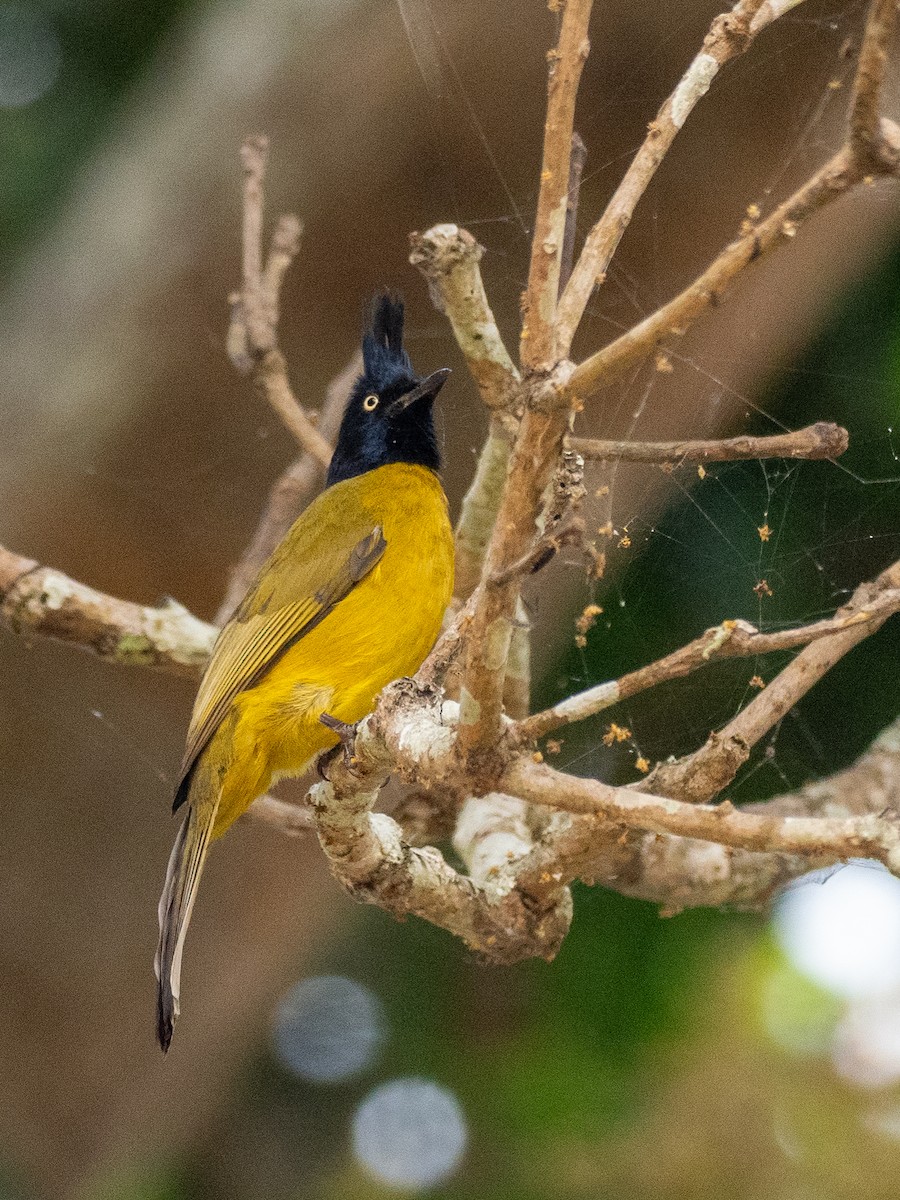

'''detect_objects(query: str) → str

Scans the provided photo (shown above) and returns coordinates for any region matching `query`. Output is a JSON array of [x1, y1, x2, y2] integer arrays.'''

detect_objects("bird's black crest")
[[362, 294, 412, 379], [326, 293, 449, 488], [370, 294, 405, 354]]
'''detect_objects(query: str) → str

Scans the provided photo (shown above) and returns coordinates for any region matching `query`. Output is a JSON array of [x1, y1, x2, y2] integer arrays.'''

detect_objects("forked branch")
[[227, 135, 332, 467]]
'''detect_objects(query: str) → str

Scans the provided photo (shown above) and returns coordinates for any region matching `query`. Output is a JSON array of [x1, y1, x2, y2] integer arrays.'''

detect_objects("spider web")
[[393, 0, 900, 801]]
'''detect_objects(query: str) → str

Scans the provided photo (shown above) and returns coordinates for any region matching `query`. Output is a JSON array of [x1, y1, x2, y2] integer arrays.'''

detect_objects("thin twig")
[[556, 0, 780, 354], [850, 0, 898, 166], [490, 512, 586, 586], [521, 0, 593, 371], [247, 793, 315, 836], [261, 213, 303, 327], [563, 0, 900, 398], [239, 135, 269, 350], [564, 139, 900, 401], [228, 136, 332, 466], [517, 587, 900, 742], [644, 556, 900, 803], [569, 421, 848, 463]]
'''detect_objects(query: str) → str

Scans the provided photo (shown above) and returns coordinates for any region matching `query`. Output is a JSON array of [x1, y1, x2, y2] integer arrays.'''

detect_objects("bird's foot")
[[318, 712, 358, 779]]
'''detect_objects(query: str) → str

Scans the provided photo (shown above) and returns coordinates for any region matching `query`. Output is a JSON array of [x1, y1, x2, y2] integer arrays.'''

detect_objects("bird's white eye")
[[363, 394, 379, 411]]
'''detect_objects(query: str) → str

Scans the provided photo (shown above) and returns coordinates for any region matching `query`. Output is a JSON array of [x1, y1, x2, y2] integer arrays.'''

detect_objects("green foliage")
[[0, 0, 199, 267]]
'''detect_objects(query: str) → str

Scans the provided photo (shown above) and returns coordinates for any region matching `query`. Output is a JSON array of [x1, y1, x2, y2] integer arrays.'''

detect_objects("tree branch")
[[520, 0, 593, 371], [644, 557, 900, 803], [559, 131, 587, 297], [455, 381, 573, 773], [850, 0, 898, 167], [4, 2, 898, 976], [564, 0, 900, 399], [516, 714, 900, 913], [516, 588, 900, 742], [556, 0, 787, 354], [502, 757, 900, 871], [0, 544, 214, 675], [409, 224, 521, 412], [308, 685, 572, 962], [566, 142, 895, 400], [227, 135, 332, 466], [409, 224, 523, 601], [568, 421, 848, 464]]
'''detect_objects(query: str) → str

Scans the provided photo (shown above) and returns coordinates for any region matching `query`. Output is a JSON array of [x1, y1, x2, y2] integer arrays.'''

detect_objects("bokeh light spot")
[[272, 975, 385, 1083], [862, 1102, 900, 1141], [832, 997, 900, 1088], [760, 963, 842, 1056], [773, 862, 900, 999], [352, 1077, 467, 1191], [0, 4, 60, 108]]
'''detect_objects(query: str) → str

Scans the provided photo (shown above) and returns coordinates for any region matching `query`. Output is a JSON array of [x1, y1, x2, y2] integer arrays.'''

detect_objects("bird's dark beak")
[[392, 368, 451, 412]]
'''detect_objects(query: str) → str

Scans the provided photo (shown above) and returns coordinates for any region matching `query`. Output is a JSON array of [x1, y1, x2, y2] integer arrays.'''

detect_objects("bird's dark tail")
[[154, 796, 217, 1052]]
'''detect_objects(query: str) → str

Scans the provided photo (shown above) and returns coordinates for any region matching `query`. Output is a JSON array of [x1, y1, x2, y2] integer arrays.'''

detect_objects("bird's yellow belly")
[[211, 465, 453, 836]]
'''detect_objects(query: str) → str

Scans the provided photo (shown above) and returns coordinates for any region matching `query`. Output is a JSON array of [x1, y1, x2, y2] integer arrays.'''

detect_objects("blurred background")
[[1, 0, 899, 1196]]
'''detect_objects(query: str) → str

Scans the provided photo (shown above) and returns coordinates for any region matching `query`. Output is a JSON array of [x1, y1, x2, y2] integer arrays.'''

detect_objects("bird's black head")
[[326, 295, 450, 487]]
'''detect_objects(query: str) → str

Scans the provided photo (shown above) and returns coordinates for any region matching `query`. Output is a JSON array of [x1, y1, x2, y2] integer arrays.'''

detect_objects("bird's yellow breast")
[[213, 463, 453, 833]]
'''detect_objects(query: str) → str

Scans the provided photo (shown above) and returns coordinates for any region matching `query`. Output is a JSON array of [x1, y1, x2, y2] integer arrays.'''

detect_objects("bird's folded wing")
[[175, 519, 386, 805]]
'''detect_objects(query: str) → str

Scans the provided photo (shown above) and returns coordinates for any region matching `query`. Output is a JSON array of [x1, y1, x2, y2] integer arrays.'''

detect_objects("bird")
[[155, 295, 454, 1051]]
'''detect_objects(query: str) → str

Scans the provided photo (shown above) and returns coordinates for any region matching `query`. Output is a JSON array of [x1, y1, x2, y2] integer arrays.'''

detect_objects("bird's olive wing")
[[175, 520, 386, 805]]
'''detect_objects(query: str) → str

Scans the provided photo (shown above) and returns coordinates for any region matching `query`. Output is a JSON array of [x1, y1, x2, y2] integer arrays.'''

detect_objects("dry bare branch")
[[644, 557, 900, 803], [227, 136, 332, 467], [2, 0, 898, 975], [564, 141, 900, 401], [246, 793, 315, 836], [502, 757, 900, 870], [409, 223, 524, 602], [565, 0, 900, 398], [521, 0, 593, 371], [490, 512, 585, 586], [308, 685, 572, 962], [517, 586, 900, 742], [455, 385, 573, 769], [850, 0, 898, 165], [559, 131, 588, 297], [452, 422, 515, 599], [0, 544, 214, 675], [556, 0, 788, 353], [569, 421, 848, 464], [515, 715, 900, 913], [409, 224, 520, 412]]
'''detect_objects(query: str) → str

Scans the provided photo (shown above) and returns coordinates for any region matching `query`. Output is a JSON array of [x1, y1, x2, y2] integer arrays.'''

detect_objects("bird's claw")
[[318, 712, 358, 777]]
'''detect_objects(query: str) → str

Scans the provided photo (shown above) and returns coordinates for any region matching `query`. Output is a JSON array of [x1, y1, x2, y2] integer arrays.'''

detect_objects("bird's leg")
[[318, 712, 358, 777]]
